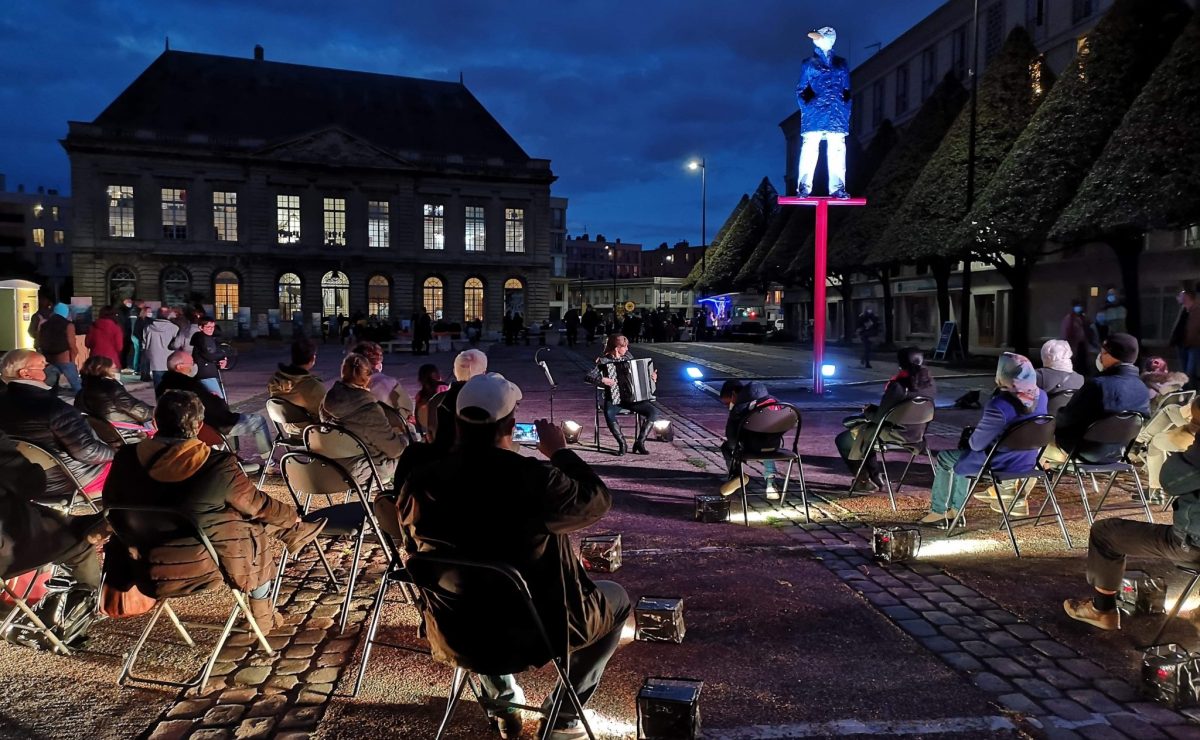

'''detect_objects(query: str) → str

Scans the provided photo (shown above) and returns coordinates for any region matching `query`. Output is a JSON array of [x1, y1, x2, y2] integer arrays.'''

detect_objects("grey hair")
[[0, 349, 42, 381], [166, 350, 193, 370], [453, 349, 488, 381], [154, 390, 206, 438]]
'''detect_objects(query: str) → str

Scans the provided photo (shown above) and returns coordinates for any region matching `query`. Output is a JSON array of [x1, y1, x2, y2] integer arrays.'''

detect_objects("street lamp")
[[606, 245, 618, 321], [687, 158, 706, 285]]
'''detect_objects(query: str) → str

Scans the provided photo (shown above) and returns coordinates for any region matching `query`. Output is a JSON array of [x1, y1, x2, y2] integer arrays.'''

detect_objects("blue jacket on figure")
[[1055, 362, 1150, 462], [955, 390, 1049, 476], [795, 50, 851, 134]]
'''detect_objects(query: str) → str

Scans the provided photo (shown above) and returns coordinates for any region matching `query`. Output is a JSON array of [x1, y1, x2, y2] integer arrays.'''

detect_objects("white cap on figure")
[[808, 26, 836, 51]]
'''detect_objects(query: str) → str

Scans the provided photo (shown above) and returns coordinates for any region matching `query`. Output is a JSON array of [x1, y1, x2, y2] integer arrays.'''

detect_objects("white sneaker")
[[765, 477, 781, 500]]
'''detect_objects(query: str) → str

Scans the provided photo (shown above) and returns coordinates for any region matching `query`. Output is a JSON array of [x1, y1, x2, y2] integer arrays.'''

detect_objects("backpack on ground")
[[3, 574, 97, 654]]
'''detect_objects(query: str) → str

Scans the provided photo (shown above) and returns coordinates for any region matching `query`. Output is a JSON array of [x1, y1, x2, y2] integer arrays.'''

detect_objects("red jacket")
[[86, 316, 125, 366]]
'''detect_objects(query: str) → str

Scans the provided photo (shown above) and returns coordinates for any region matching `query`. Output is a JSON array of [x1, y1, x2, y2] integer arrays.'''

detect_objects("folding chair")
[[731, 402, 809, 525], [1045, 412, 1148, 525], [406, 553, 597, 740], [303, 422, 388, 498], [84, 414, 128, 448], [259, 398, 316, 487], [1, 564, 72, 655], [1152, 389, 1195, 417], [350, 526, 427, 697], [944, 415, 1069, 557], [847, 396, 936, 511], [1149, 566, 1200, 647], [1046, 389, 1076, 416], [104, 504, 275, 694], [276, 451, 387, 631], [591, 387, 645, 452], [198, 424, 262, 479], [12, 438, 100, 514]]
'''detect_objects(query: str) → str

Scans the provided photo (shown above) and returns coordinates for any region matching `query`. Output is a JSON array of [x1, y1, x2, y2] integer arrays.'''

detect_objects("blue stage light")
[[821, 363, 836, 378], [685, 367, 704, 380]]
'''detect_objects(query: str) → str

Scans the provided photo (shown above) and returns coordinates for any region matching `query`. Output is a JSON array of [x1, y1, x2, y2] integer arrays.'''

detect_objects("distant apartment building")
[[641, 241, 706, 279], [565, 235, 642, 280], [0, 176, 71, 299]]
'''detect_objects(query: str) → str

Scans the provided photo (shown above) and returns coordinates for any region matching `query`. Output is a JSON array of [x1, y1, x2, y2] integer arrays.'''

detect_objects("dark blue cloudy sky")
[[0, 0, 941, 248]]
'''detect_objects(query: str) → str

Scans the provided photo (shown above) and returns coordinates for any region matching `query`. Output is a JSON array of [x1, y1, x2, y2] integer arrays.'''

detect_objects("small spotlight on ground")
[[561, 420, 583, 444], [685, 367, 704, 380], [821, 363, 836, 378]]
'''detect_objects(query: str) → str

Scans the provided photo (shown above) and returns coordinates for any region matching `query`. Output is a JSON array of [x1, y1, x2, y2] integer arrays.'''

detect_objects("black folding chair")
[[303, 422, 388, 498], [1152, 389, 1195, 417], [104, 505, 276, 694], [406, 553, 597, 740], [1, 564, 73, 655], [847, 396, 936, 511], [1046, 389, 1077, 416], [12, 438, 100, 514], [591, 387, 645, 452], [350, 530, 427, 697], [276, 451, 388, 631], [260, 398, 317, 487], [944, 415, 1068, 557], [731, 402, 808, 524], [1044, 412, 1148, 525]]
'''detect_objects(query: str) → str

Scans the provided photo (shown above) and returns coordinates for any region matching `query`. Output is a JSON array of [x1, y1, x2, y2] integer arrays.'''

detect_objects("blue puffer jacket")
[[954, 390, 1049, 476], [795, 50, 852, 134]]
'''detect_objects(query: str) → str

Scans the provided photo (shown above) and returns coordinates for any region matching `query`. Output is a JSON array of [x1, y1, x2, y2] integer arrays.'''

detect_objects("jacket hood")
[[321, 381, 378, 419], [136, 438, 212, 482], [146, 319, 177, 336]]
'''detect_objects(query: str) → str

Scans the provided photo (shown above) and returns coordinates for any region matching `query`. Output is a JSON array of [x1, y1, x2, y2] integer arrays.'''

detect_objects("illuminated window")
[[894, 63, 909, 115], [464, 277, 484, 322], [368, 275, 390, 319], [505, 208, 525, 253], [32, 228, 45, 247], [465, 206, 486, 251], [32, 203, 43, 218], [213, 191, 238, 241], [214, 271, 240, 320], [161, 266, 191, 307], [277, 194, 301, 243], [107, 185, 135, 238], [278, 273, 302, 318], [423, 204, 444, 250], [423, 276, 444, 319], [161, 188, 187, 239], [108, 266, 137, 305], [53, 230, 64, 245], [321, 270, 350, 316], [504, 278, 525, 316], [368, 200, 389, 248], [51, 206, 59, 220], [323, 198, 346, 246]]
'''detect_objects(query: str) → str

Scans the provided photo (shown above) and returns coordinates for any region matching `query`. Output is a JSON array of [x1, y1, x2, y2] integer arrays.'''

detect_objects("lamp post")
[[687, 158, 707, 284], [607, 245, 618, 324]]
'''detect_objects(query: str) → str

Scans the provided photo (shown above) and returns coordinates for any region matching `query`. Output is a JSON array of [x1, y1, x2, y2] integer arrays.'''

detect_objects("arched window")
[[161, 266, 191, 308], [504, 277, 525, 317], [422, 276, 444, 321], [108, 266, 137, 306], [214, 270, 240, 321], [464, 277, 484, 323], [368, 275, 390, 320], [278, 273, 302, 319], [321, 270, 350, 318]]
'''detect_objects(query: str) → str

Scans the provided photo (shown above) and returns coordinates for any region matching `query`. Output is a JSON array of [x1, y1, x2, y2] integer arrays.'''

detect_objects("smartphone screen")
[[513, 422, 540, 444]]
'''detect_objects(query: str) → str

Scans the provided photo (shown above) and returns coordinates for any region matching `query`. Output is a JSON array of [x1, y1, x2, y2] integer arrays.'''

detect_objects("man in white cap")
[[426, 348, 489, 452], [398, 373, 629, 740], [795, 25, 852, 198]]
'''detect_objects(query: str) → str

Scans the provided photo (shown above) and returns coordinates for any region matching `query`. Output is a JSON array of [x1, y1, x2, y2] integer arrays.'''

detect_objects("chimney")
[[37, 185, 44, 194], [17, 184, 24, 193], [0, 173, 5, 192], [254, 45, 264, 61]]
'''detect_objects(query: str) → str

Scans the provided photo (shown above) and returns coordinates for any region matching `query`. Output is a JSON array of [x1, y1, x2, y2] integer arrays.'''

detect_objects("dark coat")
[[319, 381, 407, 483], [1055, 363, 1151, 462], [426, 381, 466, 454], [865, 373, 937, 444], [399, 447, 613, 674], [190, 332, 227, 380], [795, 50, 851, 134], [956, 390, 1050, 475], [1036, 367, 1085, 396], [0, 382, 113, 499], [156, 371, 240, 430], [75, 375, 153, 425], [102, 439, 294, 597], [0, 432, 86, 579], [725, 382, 784, 453]]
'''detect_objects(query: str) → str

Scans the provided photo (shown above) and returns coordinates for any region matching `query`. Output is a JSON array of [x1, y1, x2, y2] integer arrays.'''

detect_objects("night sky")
[[0, 0, 941, 249]]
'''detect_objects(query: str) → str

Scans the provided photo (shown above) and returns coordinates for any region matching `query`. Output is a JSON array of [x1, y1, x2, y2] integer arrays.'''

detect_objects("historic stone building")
[[65, 48, 554, 336]]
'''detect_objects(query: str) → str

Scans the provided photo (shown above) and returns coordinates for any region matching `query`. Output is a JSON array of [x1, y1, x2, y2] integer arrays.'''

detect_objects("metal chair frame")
[[591, 387, 646, 452], [104, 505, 275, 694], [945, 415, 1071, 557], [1046, 388, 1077, 416], [1, 564, 73, 655], [731, 402, 808, 524], [12, 438, 100, 514], [1149, 566, 1200, 647], [260, 398, 317, 488], [303, 422, 388, 499], [847, 396, 937, 511], [406, 553, 596, 740], [1041, 412, 1149, 526]]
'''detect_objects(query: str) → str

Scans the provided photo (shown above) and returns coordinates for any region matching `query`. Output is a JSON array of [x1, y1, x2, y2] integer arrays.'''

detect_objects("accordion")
[[616, 358, 656, 403]]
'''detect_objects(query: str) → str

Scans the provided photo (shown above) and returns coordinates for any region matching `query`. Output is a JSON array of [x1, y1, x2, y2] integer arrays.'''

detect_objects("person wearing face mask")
[[1102, 289, 1127, 336], [1059, 299, 1092, 376], [143, 306, 182, 387], [190, 317, 229, 398]]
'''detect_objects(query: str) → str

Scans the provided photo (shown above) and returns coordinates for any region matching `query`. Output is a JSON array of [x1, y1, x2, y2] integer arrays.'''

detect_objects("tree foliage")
[[682, 177, 777, 294], [735, 202, 793, 290], [961, 0, 1191, 256], [1052, 10, 1200, 241], [882, 27, 1053, 262], [681, 195, 747, 290]]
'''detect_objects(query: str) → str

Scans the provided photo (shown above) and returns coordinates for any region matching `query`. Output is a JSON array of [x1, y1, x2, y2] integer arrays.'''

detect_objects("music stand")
[[535, 348, 557, 423]]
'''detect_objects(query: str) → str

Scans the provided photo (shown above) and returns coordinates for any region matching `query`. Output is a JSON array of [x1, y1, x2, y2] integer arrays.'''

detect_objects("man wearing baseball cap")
[[398, 373, 629, 740], [1051, 332, 1150, 464]]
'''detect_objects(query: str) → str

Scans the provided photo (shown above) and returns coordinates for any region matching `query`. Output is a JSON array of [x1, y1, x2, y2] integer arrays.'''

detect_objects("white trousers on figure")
[[797, 132, 846, 195]]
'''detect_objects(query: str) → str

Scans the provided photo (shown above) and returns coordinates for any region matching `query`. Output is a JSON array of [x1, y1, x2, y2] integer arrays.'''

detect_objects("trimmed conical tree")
[[1052, 9, 1200, 334], [962, 0, 1191, 336], [879, 27, 1054, 353], [681, 195, 747, 291], [735, 202, 793, 290], [684, 178, 776, 294]]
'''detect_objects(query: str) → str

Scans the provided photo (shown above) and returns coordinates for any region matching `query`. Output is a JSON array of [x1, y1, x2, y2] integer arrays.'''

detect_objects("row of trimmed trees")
[[683, 0, 1199, 355]]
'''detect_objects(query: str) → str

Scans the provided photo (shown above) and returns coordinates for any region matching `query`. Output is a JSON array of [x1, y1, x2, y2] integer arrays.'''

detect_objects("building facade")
[[641, 241, 706, 279], [0, 177, 72, 299], [65, 49, 554, 336], [565, 235, 643, 280]]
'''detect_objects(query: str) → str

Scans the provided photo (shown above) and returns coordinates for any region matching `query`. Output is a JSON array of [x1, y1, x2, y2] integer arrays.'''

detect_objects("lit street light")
[[687, 158, 707, 288]]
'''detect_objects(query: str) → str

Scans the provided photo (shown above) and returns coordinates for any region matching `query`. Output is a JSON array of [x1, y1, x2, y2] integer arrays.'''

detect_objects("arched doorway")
[[108, 266, 137, 306], [321, 270, 350, 318], [422, 276, 444, 321], [464, 277, 485, 323], [504, 278, 525, 318], [161, 267, 192, 309], [368, 275, 390, 320], [213, 270, 240, 320], [278, 273, 302, 320]]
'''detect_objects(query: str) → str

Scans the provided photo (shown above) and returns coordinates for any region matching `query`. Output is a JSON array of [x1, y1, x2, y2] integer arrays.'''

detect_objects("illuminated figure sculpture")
[[795, 26, 852, 198]]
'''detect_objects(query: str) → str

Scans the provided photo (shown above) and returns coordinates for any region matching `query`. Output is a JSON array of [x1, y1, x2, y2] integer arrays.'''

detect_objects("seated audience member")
[[1141, 356, 1190, 407], [1142, 397, 1200, 496], [1064, 431, 1200, 631], [834, 348, 936, 493], [267, 337, 326, 434], [351, 341, 415, 417], [1050, 333, 1151, 464], [1, 430, 105, 591], [102, 391, 325, 632], [414, 363, 450, 439], [319, 353, 408, 486], [157, 351, 273, 468], [1036, 339, 1085, 397], [718, 380, 783, 498], [190, 317, 228, 398], [399, 373, 629, 740], [920, 353, 1047, 525], [75, 355, 154, 439], [0, 349, 114, 499], [426, 349, 489, 452]]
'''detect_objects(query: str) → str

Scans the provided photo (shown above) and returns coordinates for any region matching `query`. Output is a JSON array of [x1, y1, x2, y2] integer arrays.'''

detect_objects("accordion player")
[[615, 358, 656, 403], [589, 334, 664, 456]]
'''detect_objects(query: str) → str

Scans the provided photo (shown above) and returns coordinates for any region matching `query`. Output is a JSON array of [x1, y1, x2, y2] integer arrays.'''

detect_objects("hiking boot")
[[1063, 598, 1120, 631], [720, 471, 752, 496], [248, 597, 286, 634], [280, 518, 328, 556]]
